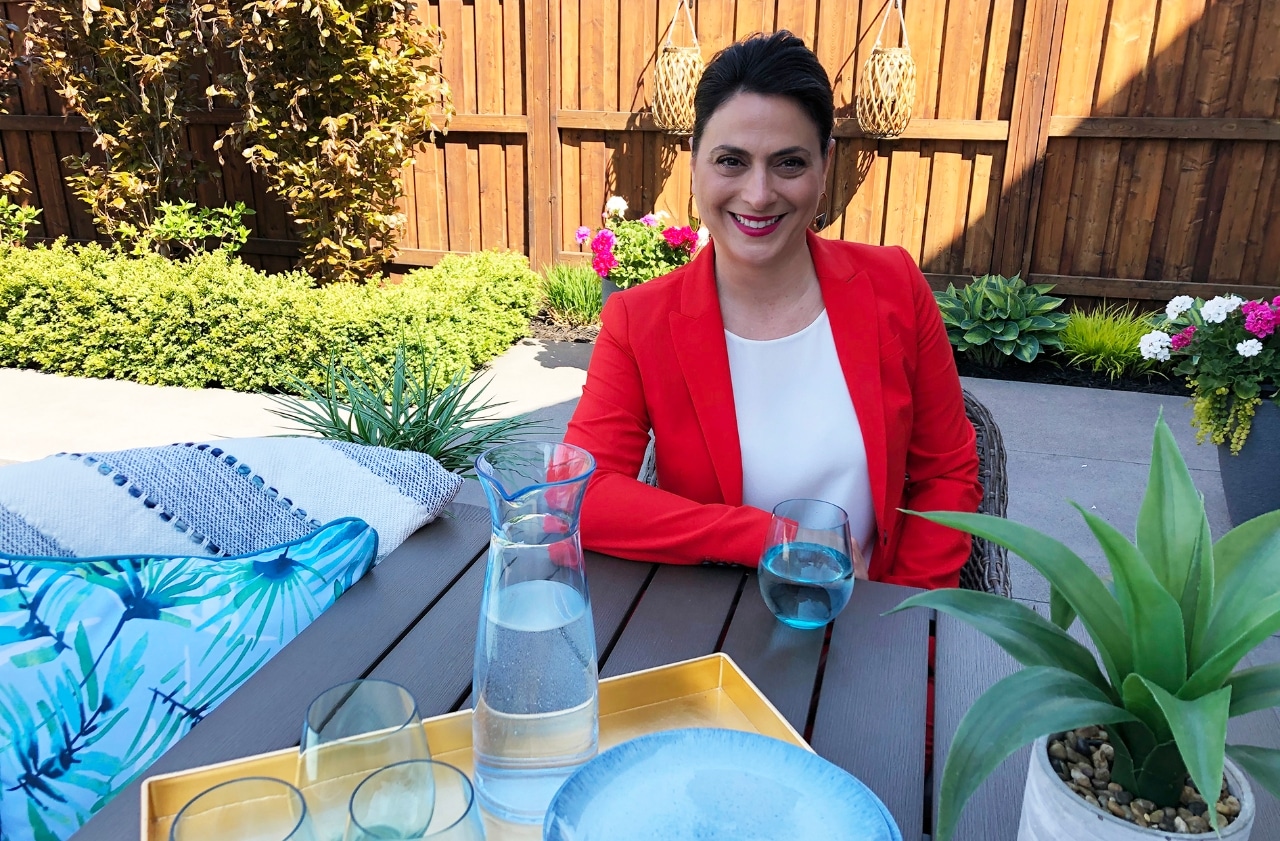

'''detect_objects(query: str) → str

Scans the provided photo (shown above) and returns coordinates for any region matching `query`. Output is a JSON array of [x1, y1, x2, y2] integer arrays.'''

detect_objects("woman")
[[563, 31, 981, 590]]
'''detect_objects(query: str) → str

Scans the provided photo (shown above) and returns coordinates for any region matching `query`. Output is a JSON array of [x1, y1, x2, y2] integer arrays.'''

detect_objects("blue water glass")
[[758, 499, 857, 629]]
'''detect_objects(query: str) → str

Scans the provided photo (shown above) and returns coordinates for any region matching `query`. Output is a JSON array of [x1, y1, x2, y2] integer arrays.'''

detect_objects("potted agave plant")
[[894, 415, 1280, 841]]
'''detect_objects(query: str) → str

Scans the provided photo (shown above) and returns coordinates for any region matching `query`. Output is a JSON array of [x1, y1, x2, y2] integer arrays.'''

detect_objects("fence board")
[[479, 139, 508, 249], [1208, 141, 1263, 282], [1241, 144, 1280, 284]]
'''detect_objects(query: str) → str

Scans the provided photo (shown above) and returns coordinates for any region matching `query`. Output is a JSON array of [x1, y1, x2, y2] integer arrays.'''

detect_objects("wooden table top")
[[72, 500, 1280, 841]]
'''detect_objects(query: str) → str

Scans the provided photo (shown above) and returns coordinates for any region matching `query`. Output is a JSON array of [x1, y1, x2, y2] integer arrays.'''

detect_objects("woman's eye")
[[777, 158, 807, 173], [715, 155, 743, 168]]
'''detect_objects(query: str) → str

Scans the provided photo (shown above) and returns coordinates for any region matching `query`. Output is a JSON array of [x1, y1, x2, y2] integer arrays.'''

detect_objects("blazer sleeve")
[[882, 248, 983, 589], [564, 294, 771, 566]]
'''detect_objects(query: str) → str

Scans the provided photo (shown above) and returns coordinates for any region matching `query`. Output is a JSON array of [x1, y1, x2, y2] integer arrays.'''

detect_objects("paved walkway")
[[0, 342, 1227, 602]]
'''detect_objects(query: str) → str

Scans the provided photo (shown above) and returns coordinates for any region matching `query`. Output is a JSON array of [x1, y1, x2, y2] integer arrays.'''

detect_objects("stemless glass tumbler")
[[298, 679, 432, 841], [345, 760, 485, 841], [170, 777, 313, 841], [758, 498, 858, 629]]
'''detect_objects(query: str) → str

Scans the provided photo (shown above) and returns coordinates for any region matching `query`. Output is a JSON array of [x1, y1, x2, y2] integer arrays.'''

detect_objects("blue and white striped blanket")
[[0, 437, 463, 562]]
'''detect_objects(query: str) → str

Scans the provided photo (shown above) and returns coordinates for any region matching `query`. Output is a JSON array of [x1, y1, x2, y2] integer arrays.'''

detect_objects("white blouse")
[[725, 310, 876, 560]]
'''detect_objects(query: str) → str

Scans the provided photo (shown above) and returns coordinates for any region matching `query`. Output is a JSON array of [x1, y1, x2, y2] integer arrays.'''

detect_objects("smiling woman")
[[563, 31, 981, 592]]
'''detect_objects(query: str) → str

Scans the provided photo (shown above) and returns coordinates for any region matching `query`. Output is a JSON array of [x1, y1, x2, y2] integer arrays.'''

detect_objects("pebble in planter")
[[891, 414, 1280, 841]]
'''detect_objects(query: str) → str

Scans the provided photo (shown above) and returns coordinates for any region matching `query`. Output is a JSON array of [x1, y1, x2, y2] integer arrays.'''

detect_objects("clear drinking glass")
[[170, 776, 313, 841], [345, 760, 486, 841], [298, 679, 432, 841], [757, 498, 858, 629]]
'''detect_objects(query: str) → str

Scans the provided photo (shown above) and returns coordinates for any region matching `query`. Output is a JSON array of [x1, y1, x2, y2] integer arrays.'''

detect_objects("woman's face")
[[690, 92, 832, 277]]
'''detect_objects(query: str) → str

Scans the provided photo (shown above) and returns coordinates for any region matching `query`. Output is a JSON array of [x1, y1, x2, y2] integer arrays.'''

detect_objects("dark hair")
[[691, 31, 834, 156]]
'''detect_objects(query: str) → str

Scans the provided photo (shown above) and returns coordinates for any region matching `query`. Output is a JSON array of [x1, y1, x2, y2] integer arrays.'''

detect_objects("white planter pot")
[[1018, 736, 1255, 840]]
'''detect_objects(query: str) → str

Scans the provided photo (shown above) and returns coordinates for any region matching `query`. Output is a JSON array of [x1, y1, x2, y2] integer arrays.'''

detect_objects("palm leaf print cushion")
[[0, 439, 463, 841]]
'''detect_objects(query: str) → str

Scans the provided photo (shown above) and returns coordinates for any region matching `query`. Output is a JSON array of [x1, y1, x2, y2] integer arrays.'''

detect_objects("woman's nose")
[[740, 168, 775, 208]]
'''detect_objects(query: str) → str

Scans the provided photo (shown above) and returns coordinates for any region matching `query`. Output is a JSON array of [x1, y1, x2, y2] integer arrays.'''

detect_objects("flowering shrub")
[[1140, 294, 1280, 453], [575, 195, 703, 290]]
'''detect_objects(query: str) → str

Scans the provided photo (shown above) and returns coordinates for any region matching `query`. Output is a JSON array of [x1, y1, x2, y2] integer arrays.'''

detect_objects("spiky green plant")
[[268, 343, 544, 476], [542, 263, 603, 326], [893, 414, 1280, 841], [1060, 303, 1163, 381]]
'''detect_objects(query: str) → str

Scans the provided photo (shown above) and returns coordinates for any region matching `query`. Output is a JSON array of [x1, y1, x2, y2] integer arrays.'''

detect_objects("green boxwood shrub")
[[0, 242, 539, 393]]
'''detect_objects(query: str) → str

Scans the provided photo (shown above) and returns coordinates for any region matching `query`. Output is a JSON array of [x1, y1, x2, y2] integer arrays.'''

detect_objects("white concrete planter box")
[[1017, 736, 1255, 841]]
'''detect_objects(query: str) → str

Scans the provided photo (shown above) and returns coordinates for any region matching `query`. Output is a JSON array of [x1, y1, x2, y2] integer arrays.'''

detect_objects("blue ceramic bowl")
[[543, 727, 903, 841]]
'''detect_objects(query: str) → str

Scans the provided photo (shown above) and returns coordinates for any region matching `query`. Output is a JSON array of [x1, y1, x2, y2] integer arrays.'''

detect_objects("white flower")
[[1237, 339, 1264, 358], [1201, 294, 1244, 324], [1165, 295, 1194, 321], [1139, 330, 1173, 361], [696, 226, 710, 249], [604, 195, 629, 218]]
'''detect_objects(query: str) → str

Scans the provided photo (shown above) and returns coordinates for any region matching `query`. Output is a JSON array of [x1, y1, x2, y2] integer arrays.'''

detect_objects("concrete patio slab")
[[3, 350, 1230, 607]]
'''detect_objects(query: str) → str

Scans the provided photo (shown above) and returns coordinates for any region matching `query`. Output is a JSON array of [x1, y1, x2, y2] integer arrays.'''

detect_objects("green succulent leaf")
[[889, 589, 1111, 695], [1226, 744, 1280, 804], [907, 511, 1134, 688], [1225, 662, 1280, 717], [934, 666, 1138, 841], [1138, 679, 1231, 831], [1136, 416, 1208, 606], [1049, 585, 1077, 631], [1075, 504, 1186, 692], [1187, 510, 1280, 689], [1121, 673, 1174, 745]]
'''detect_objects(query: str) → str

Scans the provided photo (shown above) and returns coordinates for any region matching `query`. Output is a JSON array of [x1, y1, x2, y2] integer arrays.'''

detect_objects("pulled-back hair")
[[691, 31, 834, 156]]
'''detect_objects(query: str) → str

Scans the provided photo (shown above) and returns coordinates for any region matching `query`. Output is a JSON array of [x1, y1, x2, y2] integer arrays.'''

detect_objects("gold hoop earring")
[[811, 191, 830, 232]]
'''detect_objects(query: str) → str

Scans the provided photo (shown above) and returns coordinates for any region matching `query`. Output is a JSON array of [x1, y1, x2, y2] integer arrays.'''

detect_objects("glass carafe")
[[472, 442, 598, 825]]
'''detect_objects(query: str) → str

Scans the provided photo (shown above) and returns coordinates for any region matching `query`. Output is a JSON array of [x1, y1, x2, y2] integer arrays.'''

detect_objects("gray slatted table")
[[70, 502, 1280, 841]]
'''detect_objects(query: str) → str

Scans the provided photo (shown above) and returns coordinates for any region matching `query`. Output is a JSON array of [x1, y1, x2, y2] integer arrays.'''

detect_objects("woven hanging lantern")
[[652, 0, 703, 134], [856, 0, 917, 139]]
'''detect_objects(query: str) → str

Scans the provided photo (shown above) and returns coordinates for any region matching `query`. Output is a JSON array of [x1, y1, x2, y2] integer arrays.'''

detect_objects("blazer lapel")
[[811, 234, 890, 530], [670, 242, 744, 505]]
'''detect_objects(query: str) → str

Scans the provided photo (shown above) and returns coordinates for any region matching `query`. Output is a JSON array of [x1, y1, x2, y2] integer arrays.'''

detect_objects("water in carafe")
[[473, 442, 598, 824]]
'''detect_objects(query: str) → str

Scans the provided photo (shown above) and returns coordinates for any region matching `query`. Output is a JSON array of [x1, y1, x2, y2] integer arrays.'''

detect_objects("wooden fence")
[[1, 0, 1278, 302]]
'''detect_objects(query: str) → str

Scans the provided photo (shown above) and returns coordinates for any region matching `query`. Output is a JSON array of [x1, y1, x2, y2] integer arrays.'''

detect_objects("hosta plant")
[[893, 415, 1280, 841], [934, 274, 1068, 367]]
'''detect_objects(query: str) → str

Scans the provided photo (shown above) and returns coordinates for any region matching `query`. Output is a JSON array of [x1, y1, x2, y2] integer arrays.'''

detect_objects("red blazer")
[[563, 232, 982, 590]]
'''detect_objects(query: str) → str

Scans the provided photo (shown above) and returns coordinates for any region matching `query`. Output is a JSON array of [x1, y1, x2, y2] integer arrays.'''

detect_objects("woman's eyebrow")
[[707, 144, 812, 159]]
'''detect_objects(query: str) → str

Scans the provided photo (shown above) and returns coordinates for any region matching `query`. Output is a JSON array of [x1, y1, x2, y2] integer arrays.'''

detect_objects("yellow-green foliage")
[[1060, 303, 1162, 381], [24, 0, 234, 240], [0, 244, 538, 392], [223, 0, 453, 283]]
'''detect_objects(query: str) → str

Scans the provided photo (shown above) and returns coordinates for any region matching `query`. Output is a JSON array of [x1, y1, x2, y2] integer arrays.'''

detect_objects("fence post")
[[525, 0, 557, 271], [991, 0, 1067, 279]]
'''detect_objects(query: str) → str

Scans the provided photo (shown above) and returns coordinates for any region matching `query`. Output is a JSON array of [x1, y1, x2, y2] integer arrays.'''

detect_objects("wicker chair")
[[635, 389, 1011, 596]]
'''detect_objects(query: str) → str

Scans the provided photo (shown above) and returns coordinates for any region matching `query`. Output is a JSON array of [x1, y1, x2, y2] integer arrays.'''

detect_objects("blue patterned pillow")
[[0, 518, 378, 841]]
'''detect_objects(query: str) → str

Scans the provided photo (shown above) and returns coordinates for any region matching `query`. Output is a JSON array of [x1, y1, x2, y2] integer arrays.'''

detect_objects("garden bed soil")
[[955, 354, 1189, 397], [528, 312, 599, 343], [523, 320, 1192, 399]]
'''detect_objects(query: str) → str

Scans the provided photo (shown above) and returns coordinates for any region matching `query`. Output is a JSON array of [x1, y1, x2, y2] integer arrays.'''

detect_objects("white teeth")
[[732, 213, 780, 229]]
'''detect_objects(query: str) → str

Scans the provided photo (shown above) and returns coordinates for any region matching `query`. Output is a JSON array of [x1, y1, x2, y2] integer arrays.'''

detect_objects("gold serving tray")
[[141, 652, 806, 841]]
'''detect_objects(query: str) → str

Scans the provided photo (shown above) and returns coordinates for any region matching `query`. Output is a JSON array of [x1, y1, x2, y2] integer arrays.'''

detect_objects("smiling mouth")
[[731, 213, 783, 229]]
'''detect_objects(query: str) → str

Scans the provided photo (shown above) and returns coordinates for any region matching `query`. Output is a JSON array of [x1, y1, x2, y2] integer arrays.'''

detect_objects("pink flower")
[[640, 214, 659, 227], [1242, 300, 1276, 338], [1170, 325, 1196, 351], [591, 250, 618, 278], [590, 228, 616, 253], [575, 226, 591, 245], [1273, 296, 1280, 309], [663, 225, 698, 251]]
